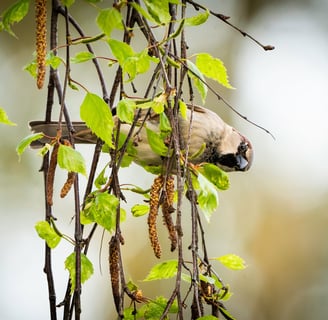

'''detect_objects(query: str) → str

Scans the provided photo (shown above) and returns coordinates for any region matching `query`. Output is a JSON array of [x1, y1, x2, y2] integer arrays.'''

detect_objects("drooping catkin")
[[35, 0, 47, 89], [60, 172, 75, 198], [109, 236, 120, 313], [162, 175, 177, 252], [148, 175, 164, 259], [46, 142, 59, 206]]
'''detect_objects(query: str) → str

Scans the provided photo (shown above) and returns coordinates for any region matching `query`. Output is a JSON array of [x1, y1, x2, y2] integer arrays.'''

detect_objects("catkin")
[[162, 175, 177, 252], [35, 0, 47, 89], [109, 237, 120, 313], [60, 172, 75, 198], [148, 175, 163, 259], [46, 142, 59, 206]]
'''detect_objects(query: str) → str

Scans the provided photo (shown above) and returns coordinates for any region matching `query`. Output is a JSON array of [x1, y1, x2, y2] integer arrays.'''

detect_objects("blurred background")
[[1, 0, 328, 319]]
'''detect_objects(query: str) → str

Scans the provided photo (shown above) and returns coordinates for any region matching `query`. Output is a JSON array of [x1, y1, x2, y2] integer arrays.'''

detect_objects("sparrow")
[[29, 104, 253, 172]]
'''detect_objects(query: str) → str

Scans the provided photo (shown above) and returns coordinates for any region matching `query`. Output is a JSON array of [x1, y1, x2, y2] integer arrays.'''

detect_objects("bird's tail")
[[29, 121, 97, 148]]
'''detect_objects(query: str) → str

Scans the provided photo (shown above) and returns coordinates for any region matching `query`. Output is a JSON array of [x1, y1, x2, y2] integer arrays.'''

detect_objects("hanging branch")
[[15, 1, 275, 319], [186, 0, 275, 51]]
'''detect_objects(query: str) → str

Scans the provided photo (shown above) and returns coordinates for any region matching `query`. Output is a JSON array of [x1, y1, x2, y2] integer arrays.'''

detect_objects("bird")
[[29, 104, 253, 172]]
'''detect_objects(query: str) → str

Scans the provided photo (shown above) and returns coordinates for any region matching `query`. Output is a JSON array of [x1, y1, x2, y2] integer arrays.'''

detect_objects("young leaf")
[[70, 51, 95, 64], [214, 254, 247, 271], [196, 53, 234, 89], [185, 9, 209, 26], [129, 2, 158, 25], [57, 144, 87, 176], [116, 99, 136, 124], [198, 163, 230, 191], [143, 0, 171, 25], [135, 48, 159, 74], [108, 39, 135, 66], [143, 296, 178, 318], [64, 252, 94, 294], [0, 107, 16, 126], [96, 7, 123, 37], [81, 192, 125, 232], [46, 51, 62, 69], [61, 0, 75, 8], [16, 132, 44, 159], [178, 100, 188, 120], [131, 204, 149, 217], [196, 172, 219, 222], [144, 260, 178, 281], [80, 92, 114, 148], [146, 128, 169, 157], [187, 60, 208, 103], [94, 165, 108, 189], [197, 316, 220, 320], [35, 221, 61, 249], [23, 60, 37, 78], [1, 0, 30, 37], [219, 306, 236, 320], [159, 112, 171, 133]]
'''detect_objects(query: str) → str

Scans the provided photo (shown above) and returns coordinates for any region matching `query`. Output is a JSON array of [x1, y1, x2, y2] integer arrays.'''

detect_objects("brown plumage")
[[29, 105, 253, 172]]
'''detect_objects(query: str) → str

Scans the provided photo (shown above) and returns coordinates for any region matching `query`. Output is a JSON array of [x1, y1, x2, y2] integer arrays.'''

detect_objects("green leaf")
[[124, 306, 143, 320], [143, 296, 178, 319], [35, 221, 61, 249], [198, 163, 230, 191], [214, 254, 247, 271], [81, 192, 125, 232], [1, 0, 29, 37], [80, 92, 114, 148], [70, 51, 95, 64], [187, 60, 208, 103], [144, 260, 178, 281], [94, 165, 108, 189], [46, 51, 62, 69], [108, 39, 135, 65], [196, 53, 234, 89], [185, 9, 209, 26], [196, 172, 219, 222], [108, 40, 157, 81], [197, 316, 220, 320], [57, 144, 87, 176], [116, 99, 136, 124], [199, 274, 216, 285], [219, 307, 236, 320], [64, 252, 94, 294], [178, 100, 187, 120], [131, 204, 149, 217], [61, 0, 75, 7], [0, 107, 16, 126], [129, 2, 158, 25], [16, 132, 44, 159], [143, 0, 171, 25], [96, 7, 123, 37], [181, 272, 192, 283], [23, 60, 37, 78], [159, 112, 171, 133], [135, 48, 158, 74], [146, 127, 169, 157]]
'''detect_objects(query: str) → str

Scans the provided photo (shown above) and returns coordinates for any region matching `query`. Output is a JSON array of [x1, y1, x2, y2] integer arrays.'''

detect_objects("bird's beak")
[[235, 154, 249, 171]]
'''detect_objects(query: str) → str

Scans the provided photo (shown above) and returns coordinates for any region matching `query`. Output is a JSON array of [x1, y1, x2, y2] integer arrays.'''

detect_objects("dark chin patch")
[[217, 154, 239, 170]]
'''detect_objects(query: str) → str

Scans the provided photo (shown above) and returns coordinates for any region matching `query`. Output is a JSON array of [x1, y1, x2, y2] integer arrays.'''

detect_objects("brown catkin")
[[148, 175, 164, 259], [60, 172, 75, 198], [162, 175, 177, 252], [35, 0, 47, 89], [46, 142, 59, 206], [109, 237, 120, 313]]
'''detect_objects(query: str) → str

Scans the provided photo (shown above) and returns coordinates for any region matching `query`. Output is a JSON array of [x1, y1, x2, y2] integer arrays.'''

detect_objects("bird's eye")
[[238, 142, 248, 154]]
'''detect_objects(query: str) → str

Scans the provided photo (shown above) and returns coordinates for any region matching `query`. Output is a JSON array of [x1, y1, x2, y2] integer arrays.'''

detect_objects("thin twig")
[[186, 0, 275, 51]]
